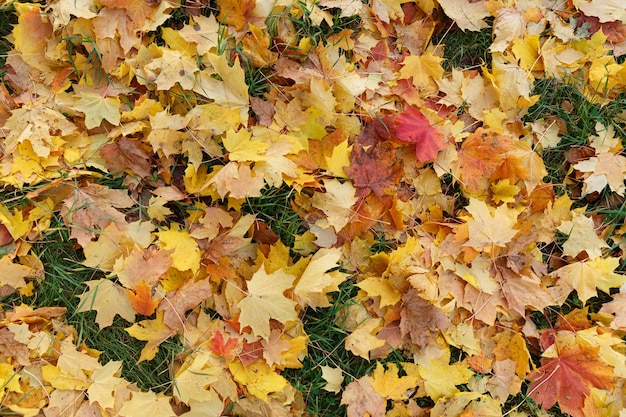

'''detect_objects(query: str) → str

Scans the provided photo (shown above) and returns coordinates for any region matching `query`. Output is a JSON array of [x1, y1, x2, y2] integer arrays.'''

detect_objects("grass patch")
[[283, 281, 372, 415], [433, 19, 493, 71], [242, 186, 307, 249]]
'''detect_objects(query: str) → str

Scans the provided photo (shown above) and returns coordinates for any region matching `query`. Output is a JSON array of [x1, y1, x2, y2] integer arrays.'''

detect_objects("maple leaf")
[[320, 365, 344, 393], [600, 292, 626, 330], [236, 266, 298, 340], [194, 54, 249, 120], [4, 105, 77, 158], [394, 106, 446, 163], [0, 256, 33, 291], [346, 140, 403, 198], [294, 247, 347, 308], [117, 391, 176, 417], [400, 288, 451, 348], [438, 0, 490, 31], [125, 312, 177, 362], [172, 352, 221, 404], [340, 376, 386, 417], [127, 280, 159, 316], [417, 349, 474, 401], [574, 152, 626, 196], [311, 179, 359, 232], [208, 330, 238, 358], [179, 15, 222, 55], [551, 257, 626, 304], [77, 279, 136, 328], [556, 212, 609, 259], [61, 183, 134, 247], [72, 92, 121, 129], [157, 228, 202, 273], [464, 198, 520, 249], [158, 278, 212, 329], [455, 128, 517, 195], [229, 361, 289, 402], [100, 138, 152, 178], [344, 317, 386, 360], [527, 343, 615, 417], [87, 361, 126, 410], [371, 362, 420, 401], [573, 0, 626, 23]]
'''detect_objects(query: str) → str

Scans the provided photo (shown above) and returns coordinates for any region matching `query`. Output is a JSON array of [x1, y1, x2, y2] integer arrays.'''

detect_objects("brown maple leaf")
[[100, 138, 152, 178], [345, 121, 403, 198], [527, 343, 615, 417], [400, 288, 451, 349]]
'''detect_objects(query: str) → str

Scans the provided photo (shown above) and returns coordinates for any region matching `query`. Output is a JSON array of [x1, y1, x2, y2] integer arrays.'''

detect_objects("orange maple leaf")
[[127, 280, 158, 316], [208, 330, 238, 357]]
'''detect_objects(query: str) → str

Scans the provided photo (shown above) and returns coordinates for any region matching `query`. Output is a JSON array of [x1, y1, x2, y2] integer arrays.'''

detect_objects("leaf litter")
[[0, 0, 625, 416]]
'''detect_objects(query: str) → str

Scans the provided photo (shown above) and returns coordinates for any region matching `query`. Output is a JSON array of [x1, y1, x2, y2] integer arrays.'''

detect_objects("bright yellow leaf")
[[157, 228, 202, 273]]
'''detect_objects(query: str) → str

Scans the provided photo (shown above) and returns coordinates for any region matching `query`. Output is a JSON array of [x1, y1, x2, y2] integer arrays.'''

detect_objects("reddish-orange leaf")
[[527, 343, 614, 417], [394, 106, 446, 163], [208, 330, 239, 358], [127, 280, 159, 316], [456, 128, 517, 194]]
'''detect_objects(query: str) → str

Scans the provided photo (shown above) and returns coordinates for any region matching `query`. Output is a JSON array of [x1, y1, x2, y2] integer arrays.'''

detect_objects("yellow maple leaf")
[[357, 277, 402, 307], [552, 257, 626, 303], [399, 51, 444, 92], [194, 54, 249, 120], [464, 198, 520, 249], [344, 317, 385, 360], [117, 391, 176, 417], [87, 361, 126, 410], [417, 350, 473, 401], [557, 212, 609, 258], [222, 128, 268, 162], [77, 279, 136, 328], [320, 365, 344, 393], [311, 179, 359, 232], [294, 247, 347, 308], [229, 361, 288, 403], [0, 363, 21, 395], [491, 179, 521, 204], [173, 352, 221, 404], [157, 228, 202, 273], [4, 105, 77, 158], [438, 0, 490, 31], [236, 265, 298, 340], [125, 311, 177, 362], [371, 362, 420, 401], [72, 92, 121, 129]]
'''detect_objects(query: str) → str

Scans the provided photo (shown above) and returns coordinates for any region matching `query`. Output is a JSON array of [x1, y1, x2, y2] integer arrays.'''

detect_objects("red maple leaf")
[[527, 343, 614, 417], [393, 106, 446, 163]]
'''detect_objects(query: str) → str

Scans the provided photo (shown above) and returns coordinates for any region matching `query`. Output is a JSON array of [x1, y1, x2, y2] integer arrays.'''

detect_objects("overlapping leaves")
[[0, 0, 626, 416]]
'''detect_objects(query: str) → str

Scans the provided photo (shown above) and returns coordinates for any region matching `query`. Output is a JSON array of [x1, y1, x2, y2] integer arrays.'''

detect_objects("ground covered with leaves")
[[0, 0, 626, 416]]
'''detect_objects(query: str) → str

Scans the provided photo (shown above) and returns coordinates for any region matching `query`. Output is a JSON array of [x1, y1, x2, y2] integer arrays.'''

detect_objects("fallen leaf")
[[528, 342, 615, 417], [127, 280, 159, 316], [236, 266, 298, 340], [77, 279, 136, 328], [341, 376, 386, 417], [394, 106, 446, 162]]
